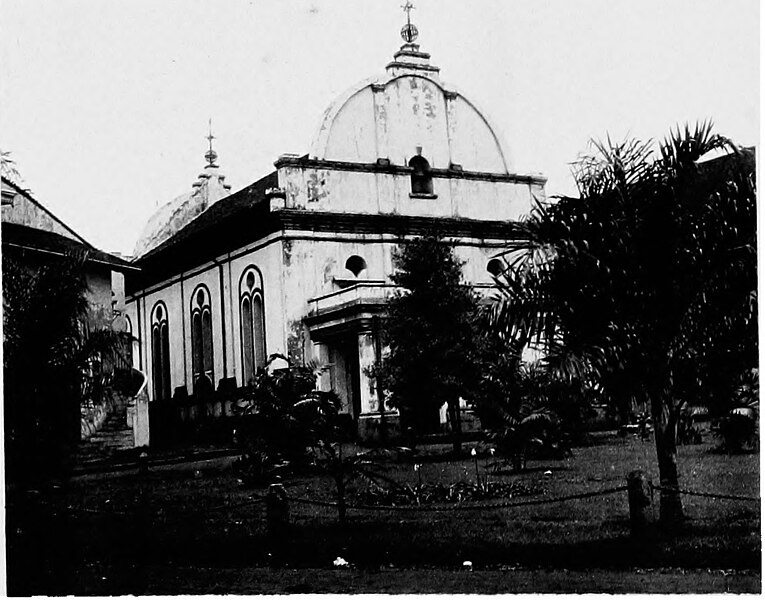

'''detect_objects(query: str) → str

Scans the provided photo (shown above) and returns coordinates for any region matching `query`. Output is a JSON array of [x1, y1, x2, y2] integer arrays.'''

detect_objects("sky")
[[1, 0, 759, 256]]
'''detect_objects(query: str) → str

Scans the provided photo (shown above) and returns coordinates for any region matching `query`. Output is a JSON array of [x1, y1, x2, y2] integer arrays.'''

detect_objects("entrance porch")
[[306, 281, 399, 440]]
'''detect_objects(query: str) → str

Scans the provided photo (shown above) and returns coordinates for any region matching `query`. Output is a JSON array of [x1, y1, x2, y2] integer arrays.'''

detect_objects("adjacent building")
[[2, 175, 136, 330]]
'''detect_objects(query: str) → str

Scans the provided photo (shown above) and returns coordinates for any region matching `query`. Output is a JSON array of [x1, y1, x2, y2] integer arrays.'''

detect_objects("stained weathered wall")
[[311, 72, 511, 174], [1, 182, 84, 242], [85, 267, 116, 329], [280, 164, 543, 222]]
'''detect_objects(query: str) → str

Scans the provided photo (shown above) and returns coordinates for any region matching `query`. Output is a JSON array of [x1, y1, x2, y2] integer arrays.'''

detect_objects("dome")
[[309, 42, 511, 174], [134, 150, 231, 257]]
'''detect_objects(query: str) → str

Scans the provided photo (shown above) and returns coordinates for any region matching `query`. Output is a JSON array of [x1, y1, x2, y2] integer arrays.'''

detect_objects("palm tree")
[[4, 251, 130, 484], [489, 122, 757, 527]]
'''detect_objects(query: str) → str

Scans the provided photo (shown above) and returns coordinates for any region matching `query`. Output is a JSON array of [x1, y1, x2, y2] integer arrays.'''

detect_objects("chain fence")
[[650, 485, 760, 503], [10, 479, 759, 525]]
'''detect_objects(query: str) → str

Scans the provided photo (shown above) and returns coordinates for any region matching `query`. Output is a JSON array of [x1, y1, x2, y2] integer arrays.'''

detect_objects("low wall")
[[126, 369, 150, 448]]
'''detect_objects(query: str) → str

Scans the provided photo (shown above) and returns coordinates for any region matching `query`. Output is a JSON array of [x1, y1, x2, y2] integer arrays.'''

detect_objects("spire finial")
[[205, 118, 218, 166], [400, 1, 418, 43]]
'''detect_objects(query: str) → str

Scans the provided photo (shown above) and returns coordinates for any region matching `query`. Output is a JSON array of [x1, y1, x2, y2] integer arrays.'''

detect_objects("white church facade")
[[125, 20, 546, 441]]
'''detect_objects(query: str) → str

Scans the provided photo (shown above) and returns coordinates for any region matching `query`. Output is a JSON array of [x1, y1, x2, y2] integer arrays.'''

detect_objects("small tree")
[[3, 252, 130, 485], [380, 234, 480, 453], [490, 123, 757, 527], [473, 328, 586, 469], [233, 357, 393, 523], [233, 355, 339, 484], [1, 150, 23, 188]]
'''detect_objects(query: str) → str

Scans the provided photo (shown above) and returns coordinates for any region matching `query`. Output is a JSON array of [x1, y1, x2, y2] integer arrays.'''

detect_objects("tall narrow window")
[[124, 315, 134, 368], [409, 155, 434, 195], [151, 302, 171, 402], [191, 286, 214, 392], [240, 267, 266, 386]]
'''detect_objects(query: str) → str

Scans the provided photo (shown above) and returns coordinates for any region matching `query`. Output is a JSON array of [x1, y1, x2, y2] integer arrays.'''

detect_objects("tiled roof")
[[137, 170, 278, 263], [1, 175, 89, 244], [2, 222, 137, 271]]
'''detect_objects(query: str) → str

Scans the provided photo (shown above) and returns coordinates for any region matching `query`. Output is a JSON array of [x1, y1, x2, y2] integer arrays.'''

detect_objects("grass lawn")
[[6, 431, 760, 594]]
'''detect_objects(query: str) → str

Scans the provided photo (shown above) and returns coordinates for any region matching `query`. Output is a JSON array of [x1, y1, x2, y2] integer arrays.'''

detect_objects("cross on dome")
[[400, 1, 418, 43], [402, 1, 414, 23], [205, 118, 218, 166]]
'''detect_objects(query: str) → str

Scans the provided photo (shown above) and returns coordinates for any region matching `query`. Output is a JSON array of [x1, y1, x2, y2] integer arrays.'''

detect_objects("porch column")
[[313, 342, 332, 392], [357, 331, 379, 414]]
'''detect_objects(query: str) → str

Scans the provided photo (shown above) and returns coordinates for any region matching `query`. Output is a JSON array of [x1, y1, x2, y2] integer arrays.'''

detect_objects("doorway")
[[328, 335, 362, 419]]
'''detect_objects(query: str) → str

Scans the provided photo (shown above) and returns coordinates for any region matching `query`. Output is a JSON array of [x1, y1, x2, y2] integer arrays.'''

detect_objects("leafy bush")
[[3, 253, 131, 485], [472, 338, 577, 470], [232, 355, 343, 486], [713, 412, 758, 454], [711, 368, 759, 454]]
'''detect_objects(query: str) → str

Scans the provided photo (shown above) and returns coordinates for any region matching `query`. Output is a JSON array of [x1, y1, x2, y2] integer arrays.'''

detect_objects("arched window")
[[124, 315, 134, 368], [409, 155, 434, 195], [345, 255, 367, 278], [240, 267, 266, 386], [190, 285, 214, 392], [151, 302, 171, 402], [487, 258, 505, 278]]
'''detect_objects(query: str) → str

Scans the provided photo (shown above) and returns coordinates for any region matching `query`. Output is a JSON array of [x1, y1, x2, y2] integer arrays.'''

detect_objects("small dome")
[[134, 158, 231, 257], [309, 42, 511, 173]]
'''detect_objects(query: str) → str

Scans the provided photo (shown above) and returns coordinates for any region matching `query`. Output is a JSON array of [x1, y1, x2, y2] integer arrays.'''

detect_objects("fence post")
[[627, 470, 653, 536], [266, 482, 289, 535], [138, 451, 149, 476]]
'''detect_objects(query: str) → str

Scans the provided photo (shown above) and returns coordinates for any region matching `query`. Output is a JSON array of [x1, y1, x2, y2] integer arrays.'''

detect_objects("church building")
[[125, 13, 546, 441]]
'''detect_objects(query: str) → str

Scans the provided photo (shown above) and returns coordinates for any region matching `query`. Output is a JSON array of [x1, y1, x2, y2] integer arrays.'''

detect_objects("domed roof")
[[134, 147, 231, 257], [309, 41, 511, 174]]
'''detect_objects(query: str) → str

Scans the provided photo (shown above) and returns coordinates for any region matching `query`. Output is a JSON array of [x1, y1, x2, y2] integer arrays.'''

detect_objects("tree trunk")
[[448, 398, 462, 455], [652, 395, 683, 528], [335, 473, 347, 525]]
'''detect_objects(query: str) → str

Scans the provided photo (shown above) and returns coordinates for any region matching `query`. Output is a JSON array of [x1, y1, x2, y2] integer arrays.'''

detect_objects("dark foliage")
[[713, 412, 757, 454], [711, 367, 759, 453], [3, 252, 131, 485], [232, 355, 345, 485], [232, 354, 401, 522], [489, 123, 757, 525], [378, 234, 480, 450], [472, 328, 590, 468]]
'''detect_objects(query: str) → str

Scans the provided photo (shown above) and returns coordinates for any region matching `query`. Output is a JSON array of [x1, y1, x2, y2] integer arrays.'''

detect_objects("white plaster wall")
[[281, 238, 389, 319], [382, 77, 451, 168], [314, 75, 508, 174], [182, 268, 224, 391], [280, 235, 505, 324], [280, 166, 543, 222], [452, 244, 510, 287], [141, 281, 185, 401], [85, 269, 114, 326], [227, 241, 286, 386], [321, 87, 378, 164], [1, 189, 82, 241], [124, 300, 140, 368], [448, 96, 508, 173], [127, 233, 520, 403]]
